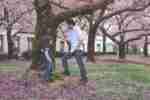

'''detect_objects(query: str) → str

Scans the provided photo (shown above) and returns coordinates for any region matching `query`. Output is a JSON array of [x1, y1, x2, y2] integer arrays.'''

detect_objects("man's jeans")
[[61, 50, 87, 81]]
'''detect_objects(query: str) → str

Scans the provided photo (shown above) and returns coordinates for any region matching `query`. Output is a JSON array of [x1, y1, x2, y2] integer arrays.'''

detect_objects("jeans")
[[61, 50, 87, 81], [43, 62, 53, 81]]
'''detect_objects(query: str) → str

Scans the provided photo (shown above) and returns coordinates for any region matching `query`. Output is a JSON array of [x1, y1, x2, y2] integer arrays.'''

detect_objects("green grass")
[[69, 63, 150, 100], [1, 61, 150, 99], [0, 64, 17, 72]]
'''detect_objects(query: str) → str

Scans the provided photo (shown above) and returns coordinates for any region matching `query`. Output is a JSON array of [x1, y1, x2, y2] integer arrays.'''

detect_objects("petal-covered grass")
[[1, 60, 150, 100], [0, 73, 97, 100]]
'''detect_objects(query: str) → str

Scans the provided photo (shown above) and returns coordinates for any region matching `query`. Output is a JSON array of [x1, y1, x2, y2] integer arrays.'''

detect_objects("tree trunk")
[[87, 20, 97, 62], [31, 0, 58, 70], [132, 44, 138, 54], [126, 43, 129, 54], [0, 35, 4, 52], [118, 43, 126, 59], [118, 34, 126, 59], [143, 36, 148, 57], [7, 27, 14, 59], [87, 32, 95, 62], [102, 34, 106, 54]]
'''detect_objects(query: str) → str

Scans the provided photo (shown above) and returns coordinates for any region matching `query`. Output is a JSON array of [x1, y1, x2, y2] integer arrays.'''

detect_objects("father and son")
[[40, 19, 88, 83]]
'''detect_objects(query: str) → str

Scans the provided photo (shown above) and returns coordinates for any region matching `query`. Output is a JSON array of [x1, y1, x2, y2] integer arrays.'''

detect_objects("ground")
[[0, 55, 150, 100]]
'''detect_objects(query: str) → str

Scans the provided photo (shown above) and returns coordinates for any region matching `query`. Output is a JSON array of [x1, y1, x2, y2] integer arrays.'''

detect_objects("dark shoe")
[[80, 78, 88, 85], [63, 71, 70, 76], [48, 79, 54, 82]]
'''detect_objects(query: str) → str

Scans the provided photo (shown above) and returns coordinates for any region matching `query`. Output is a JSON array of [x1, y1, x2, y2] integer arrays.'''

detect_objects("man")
[[62, 19, 88, 83]]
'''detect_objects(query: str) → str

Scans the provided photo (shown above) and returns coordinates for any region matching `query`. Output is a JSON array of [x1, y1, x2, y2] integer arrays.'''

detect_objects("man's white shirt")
[[65, 25, 85, 52]]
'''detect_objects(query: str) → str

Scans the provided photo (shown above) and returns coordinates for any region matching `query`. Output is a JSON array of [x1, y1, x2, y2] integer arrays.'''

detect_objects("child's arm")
[[44, 49, 52, 63]]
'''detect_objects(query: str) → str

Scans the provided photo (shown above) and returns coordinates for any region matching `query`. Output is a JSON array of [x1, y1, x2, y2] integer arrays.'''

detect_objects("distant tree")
[[143, 35, 148, 57], [0, 0, 33, 58], [85, 0, 150, 61]]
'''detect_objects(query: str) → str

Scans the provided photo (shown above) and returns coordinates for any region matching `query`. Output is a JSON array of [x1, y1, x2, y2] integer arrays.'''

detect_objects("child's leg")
[[43, 63, 53, 81]]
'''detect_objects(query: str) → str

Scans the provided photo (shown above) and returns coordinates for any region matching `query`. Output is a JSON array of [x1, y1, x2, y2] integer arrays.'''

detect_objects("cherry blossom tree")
[[31, 0, 114, 70], [100, 2, 150, 59], [78, 0, 150, 61]]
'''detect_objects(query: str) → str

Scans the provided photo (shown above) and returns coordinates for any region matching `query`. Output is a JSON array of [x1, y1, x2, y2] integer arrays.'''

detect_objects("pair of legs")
[[61, 50, 88, 81], [43, 62, 53, 81], [39, 50, 53, 81]]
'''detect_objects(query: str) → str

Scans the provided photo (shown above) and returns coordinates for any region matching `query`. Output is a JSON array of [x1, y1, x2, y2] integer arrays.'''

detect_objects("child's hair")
[[60, 41, 64, 44]]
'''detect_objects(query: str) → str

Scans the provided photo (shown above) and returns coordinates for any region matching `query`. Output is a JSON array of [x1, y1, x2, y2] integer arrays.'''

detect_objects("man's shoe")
[[80, 78, 88, 85], [63, 71, 70, 76]]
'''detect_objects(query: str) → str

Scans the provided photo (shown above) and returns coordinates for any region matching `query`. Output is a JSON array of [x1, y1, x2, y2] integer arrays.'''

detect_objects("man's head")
[[66, 19, 75, 29]]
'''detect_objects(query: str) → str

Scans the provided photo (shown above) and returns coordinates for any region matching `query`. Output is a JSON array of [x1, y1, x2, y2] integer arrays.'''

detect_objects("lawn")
[[1, 61, 150, 100], [69, 63, 150, 100], [0, 64, 17, 72]]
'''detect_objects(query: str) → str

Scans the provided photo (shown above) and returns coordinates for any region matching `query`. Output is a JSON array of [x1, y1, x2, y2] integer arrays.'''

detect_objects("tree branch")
[[125, 33, 150, 44], [55, 0, 114, 22], [9, 8, 34, 26], [112, 28, 150, 38], [49, 0, 70, 10], [100, 26, 120, 44], [97, 2, 150, 24]]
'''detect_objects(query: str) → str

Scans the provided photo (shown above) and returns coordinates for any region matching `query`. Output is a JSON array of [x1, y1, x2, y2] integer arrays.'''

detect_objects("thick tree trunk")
[[31, 0, 58, 70], [102, 34, 106, 53], [87, 33, 95, 62], [87, 23, 97, 62], [7, 27, 14, 59], [143, 36, 148, 57]]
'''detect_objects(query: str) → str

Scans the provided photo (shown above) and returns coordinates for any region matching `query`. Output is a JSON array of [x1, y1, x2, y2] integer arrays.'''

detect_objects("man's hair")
[[66, 19, 75, 26]]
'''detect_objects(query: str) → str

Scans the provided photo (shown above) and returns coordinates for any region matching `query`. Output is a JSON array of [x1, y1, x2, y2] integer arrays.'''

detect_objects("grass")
[[69, 63, 150, 100], [0, 64, 17, 72], [1, 61, 150, 99]]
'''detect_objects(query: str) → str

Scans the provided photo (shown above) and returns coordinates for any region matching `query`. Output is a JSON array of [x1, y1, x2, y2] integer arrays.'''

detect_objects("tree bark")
[[126, 43, 129, 54], [7, 27, 14, 59], [118, 43, 126, 59], [143, 36, 148, 57], [87, 26, 96, 62], [102, 34, 106, 53], [4, 7, 14, 59], [118, 34, 126, 59], [0, 35, 4, 52]]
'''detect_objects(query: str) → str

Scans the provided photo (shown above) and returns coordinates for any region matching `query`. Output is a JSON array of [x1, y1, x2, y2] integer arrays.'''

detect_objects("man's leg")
[[61, 53, 71, 76], [74, 50, 88, 81]]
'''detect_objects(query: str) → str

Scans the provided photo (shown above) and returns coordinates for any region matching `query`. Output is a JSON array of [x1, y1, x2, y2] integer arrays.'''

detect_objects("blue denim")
[[61, 50, 87, 80], [43, 62, 53, 81]]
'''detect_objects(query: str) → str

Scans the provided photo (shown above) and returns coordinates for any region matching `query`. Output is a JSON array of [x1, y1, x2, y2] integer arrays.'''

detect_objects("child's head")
[[60, 41, 65, 47]]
